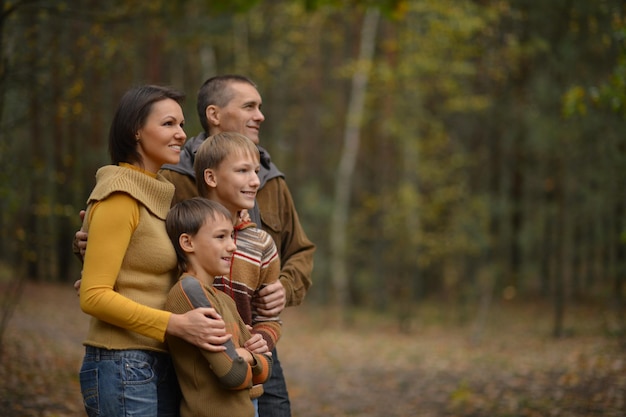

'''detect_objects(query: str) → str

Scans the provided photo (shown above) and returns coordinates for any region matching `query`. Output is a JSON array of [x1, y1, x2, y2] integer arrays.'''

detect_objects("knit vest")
[[83, 165, 177, 352]]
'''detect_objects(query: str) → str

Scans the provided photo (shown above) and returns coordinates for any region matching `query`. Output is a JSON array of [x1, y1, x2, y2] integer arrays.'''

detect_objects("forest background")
[[0, 0, 625, 348], [0, 1, 625, 415]]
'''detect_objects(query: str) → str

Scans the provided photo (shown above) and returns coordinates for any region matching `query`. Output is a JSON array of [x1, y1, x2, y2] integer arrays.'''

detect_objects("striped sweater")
[[214, 220, 282, 350]]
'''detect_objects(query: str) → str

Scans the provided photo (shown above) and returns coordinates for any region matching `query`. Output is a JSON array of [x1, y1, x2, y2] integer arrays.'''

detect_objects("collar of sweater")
[[88, 164, 174, 220]]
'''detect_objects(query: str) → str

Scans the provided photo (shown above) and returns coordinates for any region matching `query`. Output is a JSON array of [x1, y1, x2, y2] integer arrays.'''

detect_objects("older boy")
[[193, 131, 282, 352]]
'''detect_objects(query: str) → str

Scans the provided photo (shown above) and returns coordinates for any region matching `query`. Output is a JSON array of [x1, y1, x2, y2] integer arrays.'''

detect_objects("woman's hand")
[[167, 308, 231, 352]]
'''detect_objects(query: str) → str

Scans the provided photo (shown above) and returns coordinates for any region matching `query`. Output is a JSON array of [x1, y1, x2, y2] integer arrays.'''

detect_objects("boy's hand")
[[252, 280, 286, 317], [244, 333, 269, 354], [238, 209, 251, 223]]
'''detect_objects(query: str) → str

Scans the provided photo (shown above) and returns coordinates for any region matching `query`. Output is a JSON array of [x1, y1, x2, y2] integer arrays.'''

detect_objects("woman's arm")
[[80, 193, 230, 350], [79, 193, 171, 341]]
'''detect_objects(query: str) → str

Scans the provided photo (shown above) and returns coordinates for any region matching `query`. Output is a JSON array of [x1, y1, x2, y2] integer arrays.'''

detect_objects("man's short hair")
[[196, 75, 257, 134]]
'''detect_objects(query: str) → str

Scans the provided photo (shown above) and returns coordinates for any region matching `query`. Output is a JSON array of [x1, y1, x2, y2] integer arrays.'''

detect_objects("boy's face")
[[188, 214, 236, 277], [206, 150, 260, 214]]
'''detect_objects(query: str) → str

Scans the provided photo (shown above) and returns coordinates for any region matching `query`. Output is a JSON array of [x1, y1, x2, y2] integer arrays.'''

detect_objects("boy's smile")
[[186, 214, 237, 280], [207, 150, 260, 216]]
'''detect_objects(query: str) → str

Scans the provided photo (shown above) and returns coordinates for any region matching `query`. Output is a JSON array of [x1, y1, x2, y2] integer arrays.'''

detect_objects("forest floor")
[[0, 282, 624, 417]]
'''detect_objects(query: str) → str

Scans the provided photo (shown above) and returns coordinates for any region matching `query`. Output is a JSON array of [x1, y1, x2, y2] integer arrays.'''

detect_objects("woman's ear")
[[203, 168, 217, 188], [179, 233, 194, 253]]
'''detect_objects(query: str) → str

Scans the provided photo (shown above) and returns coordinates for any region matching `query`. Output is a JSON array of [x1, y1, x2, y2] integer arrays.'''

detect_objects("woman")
[[78, 85, 228, 417]]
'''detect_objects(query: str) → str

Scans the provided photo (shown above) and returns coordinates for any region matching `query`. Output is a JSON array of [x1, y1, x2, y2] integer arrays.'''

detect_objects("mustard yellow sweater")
[[80, 163, 177, 352]]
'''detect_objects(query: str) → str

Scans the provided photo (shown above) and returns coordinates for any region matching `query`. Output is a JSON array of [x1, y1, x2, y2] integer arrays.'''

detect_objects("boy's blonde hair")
[[193, 132, 260, 198]]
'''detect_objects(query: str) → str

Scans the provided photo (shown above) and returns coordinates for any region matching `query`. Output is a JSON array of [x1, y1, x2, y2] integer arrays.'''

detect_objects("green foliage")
[[562, 8, 626, 118], [300, 0, 404, 16], [0, 0, 622, 323], [205, 0, 262, 13]]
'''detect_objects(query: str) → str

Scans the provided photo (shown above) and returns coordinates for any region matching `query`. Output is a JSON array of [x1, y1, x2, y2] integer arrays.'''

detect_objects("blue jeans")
[[258, 347, 291, 417], [252, 398, 259, 417], [79, 346, 180, 417]]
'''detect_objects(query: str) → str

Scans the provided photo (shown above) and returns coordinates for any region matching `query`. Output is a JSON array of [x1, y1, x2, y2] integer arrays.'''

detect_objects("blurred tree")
[[0, 0, 623, 340], [352, 0, 495, 324], [562, 2, 626, 337], [329, 6, 379, 321], [471, 0, 625, 336]]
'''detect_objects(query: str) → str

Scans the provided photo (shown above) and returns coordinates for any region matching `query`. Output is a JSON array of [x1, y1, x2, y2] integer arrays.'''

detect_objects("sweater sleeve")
[[166, 278, 257, 390], [79, 192, 172, 342], [251, 233, 282, 351], [250, 352, 272, 385], [257, 177, 316, 307], [236, 306, 273, 386]]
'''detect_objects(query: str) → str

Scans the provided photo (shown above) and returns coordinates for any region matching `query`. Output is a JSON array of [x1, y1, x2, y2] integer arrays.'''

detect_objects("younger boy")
[[193, 131, 282, 353], [165, 197, 272, 417]]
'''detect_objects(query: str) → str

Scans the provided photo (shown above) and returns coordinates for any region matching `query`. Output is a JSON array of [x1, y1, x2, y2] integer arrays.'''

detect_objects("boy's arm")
[[175, 277, 259, 390], [237, 314, 273, 385], [251, 239, 283, 351], [250, 351, 272, 385]]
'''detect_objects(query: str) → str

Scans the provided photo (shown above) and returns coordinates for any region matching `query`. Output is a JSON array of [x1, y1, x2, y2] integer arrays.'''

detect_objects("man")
[[161, 75, 315, 417]]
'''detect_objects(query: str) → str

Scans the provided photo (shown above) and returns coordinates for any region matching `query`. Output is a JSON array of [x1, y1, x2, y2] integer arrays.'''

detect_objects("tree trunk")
[[509, 137, 523, 288], [329, 8, 379, 321], [553, 158, 566, 338], [233, 14, 249, 73]]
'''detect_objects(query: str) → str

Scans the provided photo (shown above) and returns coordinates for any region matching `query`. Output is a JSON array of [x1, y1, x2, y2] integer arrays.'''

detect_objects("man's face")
[[213, 82, 264, 144]]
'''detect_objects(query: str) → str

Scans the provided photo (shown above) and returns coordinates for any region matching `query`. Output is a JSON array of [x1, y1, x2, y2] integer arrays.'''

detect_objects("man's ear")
[[179, 233, 194, 253], [206, 105, 220, 127], [203, 168, 217, 188]]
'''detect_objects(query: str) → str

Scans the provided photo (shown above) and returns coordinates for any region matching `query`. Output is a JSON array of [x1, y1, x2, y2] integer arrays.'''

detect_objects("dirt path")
[[1, 282, 624, 416]]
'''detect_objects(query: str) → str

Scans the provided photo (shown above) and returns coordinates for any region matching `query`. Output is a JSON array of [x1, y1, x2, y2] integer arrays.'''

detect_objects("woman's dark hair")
[[109, 85, 185, 166], [166, 197, 232, 274], [196, 75, 256, 134]]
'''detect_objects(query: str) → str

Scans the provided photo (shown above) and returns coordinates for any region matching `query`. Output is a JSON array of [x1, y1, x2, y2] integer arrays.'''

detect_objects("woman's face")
[[136, 98, 186, 173]]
